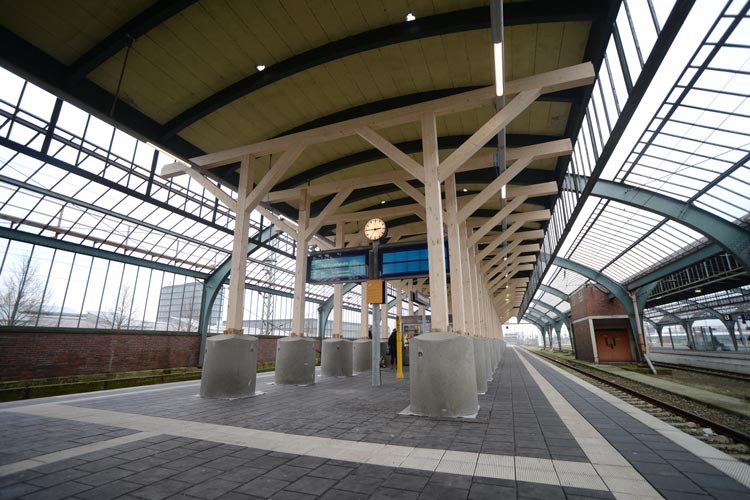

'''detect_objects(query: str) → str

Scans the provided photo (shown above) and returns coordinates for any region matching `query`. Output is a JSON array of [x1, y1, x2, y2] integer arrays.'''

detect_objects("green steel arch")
[[568, 175, 750, 272]]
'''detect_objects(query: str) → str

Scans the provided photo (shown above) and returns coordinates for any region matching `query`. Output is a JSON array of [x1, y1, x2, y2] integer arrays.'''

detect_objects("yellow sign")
[[365, 279, 385, 304]]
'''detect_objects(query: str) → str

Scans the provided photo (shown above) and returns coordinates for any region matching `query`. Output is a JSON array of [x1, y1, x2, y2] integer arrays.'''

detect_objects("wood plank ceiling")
[[0, 0, 617, 284]]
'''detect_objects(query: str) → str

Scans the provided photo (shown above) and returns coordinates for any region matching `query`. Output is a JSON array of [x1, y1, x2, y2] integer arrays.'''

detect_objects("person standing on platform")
[[368, 326, 372, 339], [388, 328, 397, 367]]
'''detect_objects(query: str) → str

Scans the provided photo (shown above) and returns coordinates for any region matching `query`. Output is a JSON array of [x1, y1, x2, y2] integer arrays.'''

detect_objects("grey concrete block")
[[200, 334, 257, 399], [352, 338, 372, 372], [321, 339, 353, 377], [473, 337, 488, 394], [275, 336, 316, 385], [409, 332, 479, 417]]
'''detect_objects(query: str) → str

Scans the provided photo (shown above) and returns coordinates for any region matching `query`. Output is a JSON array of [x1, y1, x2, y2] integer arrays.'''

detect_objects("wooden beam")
[[291, 188, 310, 336], [468, 195, 527, 247], [357, 127, 425, 183], [304, 187, 353, 241], [178, 62, 594, 169], [477, 229, 544, 245], [244, 143, 305, 213], [438, 89, 541, 182], [477, 221, 523, 261], [327, 203, 425, 223], [422, 112, 449, 332], [225, 155, 254, 333], [394, 179, 425, 207], [457, 157, 532, 222], [163, 162, 238, 210], [481, 240, 523, 273]]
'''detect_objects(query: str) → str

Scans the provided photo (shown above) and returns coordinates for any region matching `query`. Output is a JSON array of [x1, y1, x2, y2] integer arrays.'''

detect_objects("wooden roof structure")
[[0, 0, 621, 322]]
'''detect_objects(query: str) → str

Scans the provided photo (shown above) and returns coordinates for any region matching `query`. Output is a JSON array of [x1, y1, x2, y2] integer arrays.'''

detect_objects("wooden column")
[[225, 156, 254, 334], [421, 112, 450, 331], [332, 222, 344, 338], [291, 188, 310, 336], [445, 174, 465, 334], [460, 222, 475, 336]]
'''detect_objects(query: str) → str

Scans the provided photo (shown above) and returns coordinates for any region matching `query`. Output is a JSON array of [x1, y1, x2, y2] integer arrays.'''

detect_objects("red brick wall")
[[0, 332, 324, 380], [0, 331, 200, 381], [572, 320, 595, 362], [570, 285, 627, 321]]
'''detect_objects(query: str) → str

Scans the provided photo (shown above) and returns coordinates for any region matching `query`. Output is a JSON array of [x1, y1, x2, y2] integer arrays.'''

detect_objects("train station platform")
[[1, 347, 749, 500]]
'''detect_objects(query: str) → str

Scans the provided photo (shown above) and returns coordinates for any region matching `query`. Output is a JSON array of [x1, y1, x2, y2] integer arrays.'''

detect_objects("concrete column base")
[[321, 338, 353, 377], [200, 334, 257, 399], [409, 333, 479, 417], [473, 337, 488, 394], [352, 339, 372, 372], [275, 337, 316, 385], [485, 341, 493, 382]]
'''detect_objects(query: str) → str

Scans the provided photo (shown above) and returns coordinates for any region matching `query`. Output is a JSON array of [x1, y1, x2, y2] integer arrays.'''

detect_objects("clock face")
[[364, 218, 387, 241]]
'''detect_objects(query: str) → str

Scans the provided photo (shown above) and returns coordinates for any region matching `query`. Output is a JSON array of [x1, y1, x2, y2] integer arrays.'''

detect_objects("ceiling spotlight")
[[462, 188, 468, 192], [380, 200, 386, 204], [695, 289, 702, 293], [256, 64, 266, 71], [406, 12, 416, 21]]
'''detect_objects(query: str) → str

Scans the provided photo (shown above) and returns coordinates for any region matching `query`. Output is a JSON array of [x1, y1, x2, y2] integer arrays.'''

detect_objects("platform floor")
[[1, 347, 749, 500]]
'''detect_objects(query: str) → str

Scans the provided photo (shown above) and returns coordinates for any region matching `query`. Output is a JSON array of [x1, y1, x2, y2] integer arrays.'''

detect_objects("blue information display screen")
[[307, 248, 369, 284], [378, 242, 448, 279]]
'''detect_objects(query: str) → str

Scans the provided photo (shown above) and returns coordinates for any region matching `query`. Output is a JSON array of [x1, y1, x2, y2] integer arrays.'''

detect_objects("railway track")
[[531, 349, 750, 463], [652, 361, 750, 382]]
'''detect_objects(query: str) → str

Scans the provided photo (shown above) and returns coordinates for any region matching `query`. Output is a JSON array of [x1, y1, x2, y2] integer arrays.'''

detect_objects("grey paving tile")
[[126, 467, 180, 485], [316, 489, 365, 500], [27, 468, 89, 488], [335, 474, 384, 495], [516, 481, 565, 500], [216, 467, 267, 484], [180, 478, 242, 500], [468, 482, 515, 499], [284, 475, 337, 496], [418, 483, 469, 500], [387, 472, 429, 491], [76, 466, 134, 486], [369, 486, 420, 500], [285, 456, 328, 470], [263, 465, 309, 482], [170, 466, 223, 484], [75, 479, 142, 500], [307, 464, 354, 481], [75, 457, 130, 473], [0, 481, 41, 499], [234, 476, 290, 498], [130, 478, 193, 500], [18, 480, 92, 500], [562, 486, 616, 499], [268, 491, 315, 500]]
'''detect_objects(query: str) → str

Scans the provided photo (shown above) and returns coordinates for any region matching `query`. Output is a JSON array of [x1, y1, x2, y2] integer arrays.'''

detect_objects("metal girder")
[[539, 284, 569, 301], [160, 1, 603, 138], [0, 28, 203, 159], [198, 224, 277, 365], [66, 0, 198, 83], [554, 257, 632, 312], [649, 306, 685, 325], [0, 227, 207, 279], [518, 0, 695, 319], [569, 175, 750, 273], [626, 243, 723, 290], [317, 282, 358, 340], [525, 307, 553, 325], [532, 299, 570, 328], [0, 136, 232, 238]]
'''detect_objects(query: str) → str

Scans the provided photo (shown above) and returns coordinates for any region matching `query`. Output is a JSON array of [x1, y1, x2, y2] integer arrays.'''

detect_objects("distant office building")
[[157, 282, 223, 330]]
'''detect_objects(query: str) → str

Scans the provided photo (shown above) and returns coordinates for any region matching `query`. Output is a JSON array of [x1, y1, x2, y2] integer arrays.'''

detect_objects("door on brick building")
[[596, 330, 632, 362]]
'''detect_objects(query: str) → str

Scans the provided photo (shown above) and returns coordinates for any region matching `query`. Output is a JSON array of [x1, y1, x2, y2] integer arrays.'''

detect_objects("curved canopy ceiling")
[[0, 0, 615, 246]]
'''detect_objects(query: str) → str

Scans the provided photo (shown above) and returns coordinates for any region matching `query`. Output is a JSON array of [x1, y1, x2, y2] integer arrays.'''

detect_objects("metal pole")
[[396, 315, 404, 379]]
